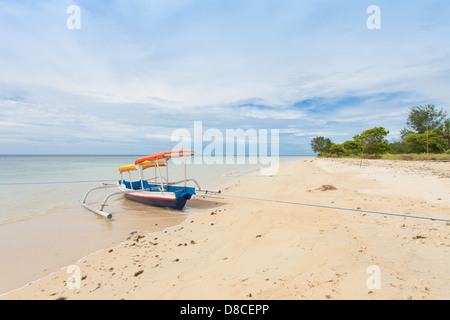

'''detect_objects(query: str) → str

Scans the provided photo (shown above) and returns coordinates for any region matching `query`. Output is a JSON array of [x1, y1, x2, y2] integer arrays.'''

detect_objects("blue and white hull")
[[124, 192, 192, 210], [118, 183, 195, 210]]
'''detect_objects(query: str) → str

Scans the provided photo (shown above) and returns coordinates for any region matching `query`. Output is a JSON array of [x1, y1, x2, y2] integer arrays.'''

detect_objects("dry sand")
[[1, 157, 449, 300]]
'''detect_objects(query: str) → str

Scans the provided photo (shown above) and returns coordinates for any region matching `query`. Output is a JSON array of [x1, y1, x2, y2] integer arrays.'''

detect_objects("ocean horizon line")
[[0, 154, 315, 157]]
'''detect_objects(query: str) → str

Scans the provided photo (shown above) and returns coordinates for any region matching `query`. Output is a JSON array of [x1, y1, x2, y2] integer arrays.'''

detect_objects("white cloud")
[[239, 106, 305, 120]]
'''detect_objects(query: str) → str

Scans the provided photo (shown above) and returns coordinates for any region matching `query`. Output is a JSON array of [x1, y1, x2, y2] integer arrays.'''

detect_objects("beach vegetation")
[[399, 105, 449, 154], [381, 153, 450, 161], [444, 119, 450, 150], [341, 140, 361, 155], [400, 104, 448, 139], [403, 128, 447, 154], [312, 104, 450, 159], [310, 136, 333, 156], [329, 143, 345, 156], [389, 141, 409, 154], [320, 127, 390, 157], [353, 127, 390, 155]]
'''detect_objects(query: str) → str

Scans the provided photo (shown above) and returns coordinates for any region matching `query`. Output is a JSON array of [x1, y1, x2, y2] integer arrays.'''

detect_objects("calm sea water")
[[0, 155, 302, 224], [0, 155, 306, 294]]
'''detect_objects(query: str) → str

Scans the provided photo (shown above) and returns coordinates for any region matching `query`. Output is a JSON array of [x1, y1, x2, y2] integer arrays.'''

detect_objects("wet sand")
[[0, 193, 187, 294]]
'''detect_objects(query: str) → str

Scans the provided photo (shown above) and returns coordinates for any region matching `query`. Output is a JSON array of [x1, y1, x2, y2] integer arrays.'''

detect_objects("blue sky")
[[0, 0, 449, 155]]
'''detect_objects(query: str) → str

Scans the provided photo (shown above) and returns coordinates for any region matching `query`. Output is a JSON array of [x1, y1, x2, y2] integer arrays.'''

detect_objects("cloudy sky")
[[1, 0, 449, 155]]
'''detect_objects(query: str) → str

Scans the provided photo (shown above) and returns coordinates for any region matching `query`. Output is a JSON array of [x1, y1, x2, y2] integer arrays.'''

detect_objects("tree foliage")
[[353, 127, 390, 155], [342, 140, 360, 155], [400, 104, 448, 139], [312, 127, 390, 157], [404, 129, 447, 153], [310, 136, 332, 156], [310, 104, 449, 157], [397, 104, 449, 153], [444, 119, 450, 150]]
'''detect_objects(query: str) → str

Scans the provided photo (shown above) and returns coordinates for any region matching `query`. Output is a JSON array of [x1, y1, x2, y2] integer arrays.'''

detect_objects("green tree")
[[404, 129, 447, 153], [342, 140, 361, 155], [310, 136, 332, 156], [400, 104, 448, 139], [389, 141, 409, 154], [329, 143, 345, 156], [353, 127, 390, 155], [444, 119, 450, 151]]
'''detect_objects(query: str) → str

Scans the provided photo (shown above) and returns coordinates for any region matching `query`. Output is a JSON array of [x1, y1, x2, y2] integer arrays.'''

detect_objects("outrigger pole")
[[80, 184, 164, 219], [79, 184, 118, 219]]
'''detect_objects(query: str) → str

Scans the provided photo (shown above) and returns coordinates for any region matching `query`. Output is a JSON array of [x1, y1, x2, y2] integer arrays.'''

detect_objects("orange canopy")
[[135, 150, 195, 165]]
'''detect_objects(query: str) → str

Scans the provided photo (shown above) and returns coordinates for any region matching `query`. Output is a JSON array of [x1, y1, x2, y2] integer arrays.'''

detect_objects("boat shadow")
[[183, 196, 227, 215]]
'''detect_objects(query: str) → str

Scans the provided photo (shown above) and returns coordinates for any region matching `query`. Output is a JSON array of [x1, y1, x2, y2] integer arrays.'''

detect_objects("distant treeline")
[[311, 104, 450, 157]]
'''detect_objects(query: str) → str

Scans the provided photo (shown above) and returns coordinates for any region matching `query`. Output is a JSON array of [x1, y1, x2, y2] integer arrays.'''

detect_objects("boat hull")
[[118, 181, 195, 211], [125, 193, 191, 210]]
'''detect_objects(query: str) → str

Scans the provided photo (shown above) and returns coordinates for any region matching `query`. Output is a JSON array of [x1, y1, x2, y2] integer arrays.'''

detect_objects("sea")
[[0, 155, 306, 295]]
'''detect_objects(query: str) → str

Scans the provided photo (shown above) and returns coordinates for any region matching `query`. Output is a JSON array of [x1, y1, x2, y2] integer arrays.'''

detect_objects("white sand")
[[1, 157, 449, 300]]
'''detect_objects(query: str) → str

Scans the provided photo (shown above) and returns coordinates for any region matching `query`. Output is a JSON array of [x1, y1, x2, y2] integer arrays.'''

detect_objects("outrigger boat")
[[80, 150, 219, 219]]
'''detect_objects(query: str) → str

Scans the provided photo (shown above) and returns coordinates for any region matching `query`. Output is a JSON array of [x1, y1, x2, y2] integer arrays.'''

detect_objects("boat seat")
[[120, 180, 145, 190]]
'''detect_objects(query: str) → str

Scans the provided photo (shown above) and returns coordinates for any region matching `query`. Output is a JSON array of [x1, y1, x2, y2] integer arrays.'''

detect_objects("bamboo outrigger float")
[[80, 150, 220, 219]]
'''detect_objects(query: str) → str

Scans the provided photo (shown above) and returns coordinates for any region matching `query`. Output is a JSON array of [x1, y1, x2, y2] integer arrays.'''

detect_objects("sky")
[[0, 0, 449, 155]]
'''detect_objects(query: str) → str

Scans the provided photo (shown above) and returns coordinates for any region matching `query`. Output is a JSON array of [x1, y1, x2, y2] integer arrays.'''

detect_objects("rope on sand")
[[219, 194, 450, 223]]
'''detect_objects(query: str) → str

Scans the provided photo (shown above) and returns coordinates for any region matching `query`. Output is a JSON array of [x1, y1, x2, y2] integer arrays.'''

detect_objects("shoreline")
[[1, 157, 449, 300]]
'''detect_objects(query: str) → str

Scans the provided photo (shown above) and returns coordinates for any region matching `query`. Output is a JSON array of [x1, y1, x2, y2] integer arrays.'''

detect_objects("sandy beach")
[[1, 157, 449, 300]]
